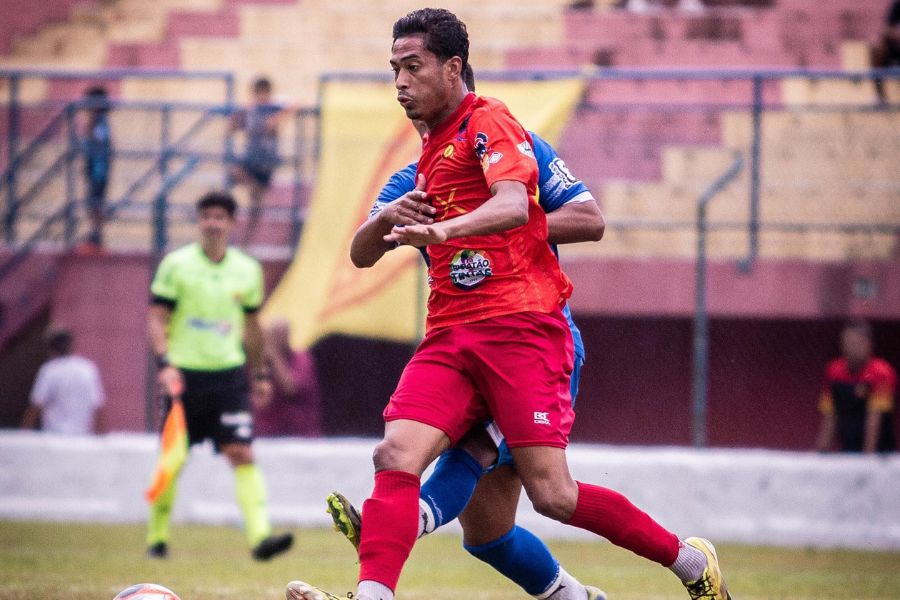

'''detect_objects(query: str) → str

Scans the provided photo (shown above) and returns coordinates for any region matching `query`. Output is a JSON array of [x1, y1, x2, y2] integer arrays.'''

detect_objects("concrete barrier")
[[1, 431, 898, 550]]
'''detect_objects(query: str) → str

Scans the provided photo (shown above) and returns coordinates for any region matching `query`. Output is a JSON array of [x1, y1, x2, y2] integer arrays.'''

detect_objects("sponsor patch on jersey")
[[548, 157, 579, 189], [188, 318, 233, 337], [517, 140, 535, 159], [449, 249, 492, 290], [443, 144, 455, 159]]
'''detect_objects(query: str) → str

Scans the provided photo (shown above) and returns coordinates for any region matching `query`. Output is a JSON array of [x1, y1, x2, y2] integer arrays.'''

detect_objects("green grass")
[[1, 521, 899, 600]]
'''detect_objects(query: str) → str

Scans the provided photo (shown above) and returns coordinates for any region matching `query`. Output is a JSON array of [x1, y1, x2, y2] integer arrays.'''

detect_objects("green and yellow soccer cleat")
[[286, 580, 353, 600], [682, 537, 733, 600], [585, 584, 608, 600], [326, 492, 362, 550]]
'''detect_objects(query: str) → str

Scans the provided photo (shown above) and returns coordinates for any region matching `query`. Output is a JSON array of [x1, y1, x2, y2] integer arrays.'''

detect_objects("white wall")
[[1, 432, 898, 550]]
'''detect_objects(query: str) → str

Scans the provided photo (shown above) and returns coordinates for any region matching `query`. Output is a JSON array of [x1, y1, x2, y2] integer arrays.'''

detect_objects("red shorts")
[[384, 309, 575, 448]]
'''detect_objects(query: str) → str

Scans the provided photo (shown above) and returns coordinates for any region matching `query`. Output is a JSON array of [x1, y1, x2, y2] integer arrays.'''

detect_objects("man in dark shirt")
[[816, 319, 897, 453], [872, 0, 900, 104]]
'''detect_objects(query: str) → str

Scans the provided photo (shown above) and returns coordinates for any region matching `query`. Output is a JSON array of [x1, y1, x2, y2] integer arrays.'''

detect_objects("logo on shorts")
[[449, 249, 492, 290], [533, 411, 551, 425]]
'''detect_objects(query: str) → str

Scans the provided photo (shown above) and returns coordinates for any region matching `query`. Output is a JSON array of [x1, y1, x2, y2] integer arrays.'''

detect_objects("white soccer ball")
[[113, 583, 181, 600]]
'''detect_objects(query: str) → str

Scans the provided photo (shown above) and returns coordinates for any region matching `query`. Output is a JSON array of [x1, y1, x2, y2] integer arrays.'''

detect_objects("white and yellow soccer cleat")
[[682, 537, 733, 600]]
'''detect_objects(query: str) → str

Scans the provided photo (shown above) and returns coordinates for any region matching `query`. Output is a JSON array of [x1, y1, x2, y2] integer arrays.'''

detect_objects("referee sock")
[[566, 481, 679, 566], [358, 470, 420, 593], [465, 526, 561, 597], [234, 464, 272, 547], [146, 479, 178, 545], [418, 448, 484, 537]]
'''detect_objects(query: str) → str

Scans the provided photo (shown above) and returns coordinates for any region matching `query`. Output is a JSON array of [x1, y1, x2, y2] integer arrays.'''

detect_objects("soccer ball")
[[113, 583, 181, 600]]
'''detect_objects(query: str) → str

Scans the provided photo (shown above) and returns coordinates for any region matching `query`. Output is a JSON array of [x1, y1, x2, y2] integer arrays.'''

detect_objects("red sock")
[[566, 481, 679, 566], [358, 470, 421, 591]]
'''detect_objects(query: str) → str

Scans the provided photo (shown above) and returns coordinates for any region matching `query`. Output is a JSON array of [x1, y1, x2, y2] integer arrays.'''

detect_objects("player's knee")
[[524, 480, 578, 522], [372, 437, 414, 472]]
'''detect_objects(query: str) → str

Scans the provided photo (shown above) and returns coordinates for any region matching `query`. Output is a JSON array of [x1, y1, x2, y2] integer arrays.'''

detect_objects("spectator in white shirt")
[[21, 327, 105, 435]]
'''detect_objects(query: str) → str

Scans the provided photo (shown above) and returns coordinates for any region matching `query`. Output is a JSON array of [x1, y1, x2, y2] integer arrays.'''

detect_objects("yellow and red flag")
[[145, 388, 188, 503], [263, 77, 584, 349]]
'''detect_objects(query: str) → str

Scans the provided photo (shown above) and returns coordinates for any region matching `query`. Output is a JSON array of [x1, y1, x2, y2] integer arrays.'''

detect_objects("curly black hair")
[[392, 8, 469, 70]]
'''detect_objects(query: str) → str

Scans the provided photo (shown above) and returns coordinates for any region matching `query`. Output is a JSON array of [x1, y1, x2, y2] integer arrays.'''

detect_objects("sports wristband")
[[155, 354, 171, 370]]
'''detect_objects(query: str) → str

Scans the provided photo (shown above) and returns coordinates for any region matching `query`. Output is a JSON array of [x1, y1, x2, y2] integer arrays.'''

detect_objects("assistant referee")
[[145, 190, 293, 561]]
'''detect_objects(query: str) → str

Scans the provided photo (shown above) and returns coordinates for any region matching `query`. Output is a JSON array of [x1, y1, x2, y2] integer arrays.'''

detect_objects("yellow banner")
[[263, 78, 584, 350]]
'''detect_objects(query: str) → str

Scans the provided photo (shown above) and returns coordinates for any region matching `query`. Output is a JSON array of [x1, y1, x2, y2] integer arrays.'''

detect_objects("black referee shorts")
[[167, 366, 254, 451]]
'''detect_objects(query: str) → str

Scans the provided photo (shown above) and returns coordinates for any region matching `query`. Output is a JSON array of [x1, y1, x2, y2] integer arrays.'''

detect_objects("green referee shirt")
[[151, 242, 264, 371]]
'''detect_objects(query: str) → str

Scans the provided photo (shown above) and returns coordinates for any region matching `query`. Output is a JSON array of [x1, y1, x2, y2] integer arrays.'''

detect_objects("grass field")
[[2, 521, 899, 600]]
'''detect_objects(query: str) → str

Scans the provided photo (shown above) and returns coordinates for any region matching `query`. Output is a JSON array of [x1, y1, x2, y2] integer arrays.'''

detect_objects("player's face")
[[841, 328, 872, 365], [391, 35, 452, 127], [198, 206, 234, 244]]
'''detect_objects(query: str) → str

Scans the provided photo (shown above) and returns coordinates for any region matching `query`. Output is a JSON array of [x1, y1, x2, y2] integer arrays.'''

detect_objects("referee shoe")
[[252, 532, 294, 561]]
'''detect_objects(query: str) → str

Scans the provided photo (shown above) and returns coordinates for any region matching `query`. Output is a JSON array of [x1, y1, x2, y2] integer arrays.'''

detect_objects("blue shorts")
[[490, 349, 584, 468]]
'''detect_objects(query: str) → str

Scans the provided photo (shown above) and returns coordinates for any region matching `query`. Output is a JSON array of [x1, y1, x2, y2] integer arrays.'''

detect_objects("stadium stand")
[[1, 0, 898, 446]]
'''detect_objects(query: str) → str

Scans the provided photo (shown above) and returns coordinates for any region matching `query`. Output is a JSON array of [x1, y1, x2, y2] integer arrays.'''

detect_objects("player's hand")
[[379, 174, 435, 226], [156, 365, 185, 398], [251, 377, 273, 409], [384, 223, 448, 247]]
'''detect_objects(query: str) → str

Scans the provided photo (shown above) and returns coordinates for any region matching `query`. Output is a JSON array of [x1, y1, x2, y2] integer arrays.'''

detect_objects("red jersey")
[[820, 357, 896, 452], [416, 93, 573, 331]]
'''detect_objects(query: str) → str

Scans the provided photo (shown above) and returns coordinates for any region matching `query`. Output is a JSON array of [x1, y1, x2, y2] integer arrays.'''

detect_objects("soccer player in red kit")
[[287, 8, 731, 600]]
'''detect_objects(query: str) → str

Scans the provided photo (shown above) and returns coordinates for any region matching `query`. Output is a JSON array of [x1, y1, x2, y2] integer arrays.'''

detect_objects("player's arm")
[[863, 410, 880, 454], [20, 405, 41, 430], [148, 302, 184, 395], [546, 199, 605, 245], [385, 179, 528, 246], [863, 373, 895, 453], [351, 172, 435, 268], [815, 390, 835, 452]]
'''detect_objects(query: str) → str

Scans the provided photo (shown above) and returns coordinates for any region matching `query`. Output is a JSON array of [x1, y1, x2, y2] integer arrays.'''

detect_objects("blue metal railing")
[[692, 152, 745, 448]]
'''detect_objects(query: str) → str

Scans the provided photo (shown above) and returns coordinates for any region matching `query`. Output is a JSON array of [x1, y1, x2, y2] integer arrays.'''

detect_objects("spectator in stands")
[[871, 0, 900, 105], [20, 327, 105, 435], [228, 76, 293, 245], [816, 319, 897, 454], [82, 85, 113, 249], [624, 0, 704, 11], [254, 317, 322, 437]]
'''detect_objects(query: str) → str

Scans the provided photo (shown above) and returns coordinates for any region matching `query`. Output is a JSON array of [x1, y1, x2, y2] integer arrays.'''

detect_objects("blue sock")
[[465, 526, 560, 596], [419, 448, 483, 531]]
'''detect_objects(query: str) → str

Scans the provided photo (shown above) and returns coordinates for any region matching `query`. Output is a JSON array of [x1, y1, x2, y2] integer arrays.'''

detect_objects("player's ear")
[[444, 56, 463, 83]]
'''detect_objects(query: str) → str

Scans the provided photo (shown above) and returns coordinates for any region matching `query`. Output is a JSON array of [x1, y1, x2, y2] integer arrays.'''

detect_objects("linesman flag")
[[145, 382, 188, 504], [263, 77, 584, 350]]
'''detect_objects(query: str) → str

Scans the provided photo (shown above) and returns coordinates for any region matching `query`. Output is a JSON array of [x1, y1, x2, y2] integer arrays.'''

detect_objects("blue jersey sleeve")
[[371, 162, 418, 217], [531, 132, 593, 213]]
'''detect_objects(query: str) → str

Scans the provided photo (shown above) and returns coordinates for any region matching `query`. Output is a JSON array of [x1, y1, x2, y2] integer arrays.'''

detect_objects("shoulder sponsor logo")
[[548, 157, 579, 189], [533, 411, 551, 425], [517, 140, 535, 159], [449, 249, 492, 290]]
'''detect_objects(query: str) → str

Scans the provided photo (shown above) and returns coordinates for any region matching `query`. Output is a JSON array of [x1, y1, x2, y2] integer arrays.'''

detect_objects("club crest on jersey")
[[449, 249, 492, 290], [474, 132, 489, 161]]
